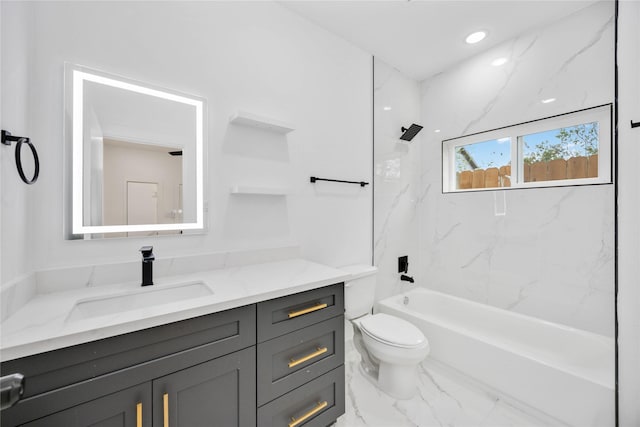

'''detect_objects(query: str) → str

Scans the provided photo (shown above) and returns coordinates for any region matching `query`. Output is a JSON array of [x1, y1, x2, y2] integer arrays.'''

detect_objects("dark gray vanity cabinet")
[[22, 383, 152, 427], [1, 283, 345, 427], [18, 347, 256, 427], [1, 305, 257, 427], [256, 283, 345, 427]]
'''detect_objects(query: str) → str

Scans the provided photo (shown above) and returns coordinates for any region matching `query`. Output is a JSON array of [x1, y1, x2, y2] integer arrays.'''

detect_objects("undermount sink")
[[66, 281, 213, 322]]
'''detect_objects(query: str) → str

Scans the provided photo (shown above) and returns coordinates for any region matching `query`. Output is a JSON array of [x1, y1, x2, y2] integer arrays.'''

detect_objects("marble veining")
[[337, 323, 553, 427], [373, 58, 422, 300], [555, 14, 614, 76], [504, 278, 539, 311], [459, 35, 538, 137], [29, 245, 300, 294], [416, 182, 432, 208], [418, 1, 615, 337], [374, 182, 410, 265], [0, 258, 347, 361], [0, 273, 37, 322], [540, 188, 577, 227], [434, 222, 461, 245]]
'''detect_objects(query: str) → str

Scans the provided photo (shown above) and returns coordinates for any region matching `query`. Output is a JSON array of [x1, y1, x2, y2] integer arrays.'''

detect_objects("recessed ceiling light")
[[383, 106, 392, 111], [541, 98, 556, 104], [465, 31, 487, 44], [491, 57, 508, 67], [434, 129, 441, 133]]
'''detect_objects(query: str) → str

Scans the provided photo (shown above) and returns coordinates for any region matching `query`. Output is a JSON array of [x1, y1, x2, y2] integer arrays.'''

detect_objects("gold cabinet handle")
[[136, 402, 142, 427], [163, 393, 169, 427], [288, 347, 328, 368], [288, 401, 328, 427], [288, 303, 327, 318]]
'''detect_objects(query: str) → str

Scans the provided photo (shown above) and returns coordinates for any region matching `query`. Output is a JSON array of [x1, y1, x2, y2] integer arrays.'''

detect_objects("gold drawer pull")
[[288, 346, 328, 368], [288, 401, 328, 427], [136, 402, 142, 427], [288, 303, 327, 318], [163, 393, 169, 427]]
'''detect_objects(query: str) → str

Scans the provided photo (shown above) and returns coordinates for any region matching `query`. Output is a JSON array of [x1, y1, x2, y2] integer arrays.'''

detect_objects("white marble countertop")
[[0, 259, 349, 361]]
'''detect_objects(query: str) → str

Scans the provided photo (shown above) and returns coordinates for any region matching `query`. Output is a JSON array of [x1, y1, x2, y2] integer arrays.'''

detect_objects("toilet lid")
[[359, 313, 426, 348]]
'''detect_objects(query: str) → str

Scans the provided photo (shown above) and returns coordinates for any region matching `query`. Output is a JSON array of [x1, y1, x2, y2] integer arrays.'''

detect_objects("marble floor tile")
[[337, 339, 550, 427], [480, 401, 550, 427]]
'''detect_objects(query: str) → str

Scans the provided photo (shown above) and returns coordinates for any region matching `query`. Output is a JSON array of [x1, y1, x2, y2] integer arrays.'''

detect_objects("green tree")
[[523, 122, 599, 164]]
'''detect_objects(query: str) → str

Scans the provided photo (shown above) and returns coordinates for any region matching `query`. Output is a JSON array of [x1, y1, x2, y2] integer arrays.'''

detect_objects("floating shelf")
[[229, 111, 295, 134], [229, 185, 289, 196]]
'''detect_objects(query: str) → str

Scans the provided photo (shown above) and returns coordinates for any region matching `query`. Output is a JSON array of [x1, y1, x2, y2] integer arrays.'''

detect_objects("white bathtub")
[[376, 288, 615, 427]]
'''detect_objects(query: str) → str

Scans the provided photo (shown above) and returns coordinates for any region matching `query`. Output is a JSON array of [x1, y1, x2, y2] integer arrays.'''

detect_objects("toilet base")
[[358, 359, 378, 384], [378, 361, 419, 399], [357, 358, 419, 400]]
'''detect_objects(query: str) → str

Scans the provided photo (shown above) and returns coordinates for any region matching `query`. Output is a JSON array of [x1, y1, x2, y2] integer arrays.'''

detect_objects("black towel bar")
[[310, 176, 369, 187]]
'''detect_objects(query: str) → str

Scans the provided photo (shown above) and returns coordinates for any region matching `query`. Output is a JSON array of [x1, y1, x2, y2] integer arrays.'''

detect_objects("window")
[[454, 138, 512, 189], [442, 105, 611, 192]]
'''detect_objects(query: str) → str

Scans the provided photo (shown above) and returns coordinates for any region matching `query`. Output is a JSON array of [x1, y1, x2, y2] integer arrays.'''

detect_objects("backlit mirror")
[[65, 64, 205, 238]]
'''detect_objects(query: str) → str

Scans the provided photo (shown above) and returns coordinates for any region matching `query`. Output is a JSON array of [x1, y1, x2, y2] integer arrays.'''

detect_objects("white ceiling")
[[280, 0, 598, 81]]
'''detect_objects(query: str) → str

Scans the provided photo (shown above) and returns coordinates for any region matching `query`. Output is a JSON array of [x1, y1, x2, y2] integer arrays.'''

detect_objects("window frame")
[[442, 104, 612, 193]]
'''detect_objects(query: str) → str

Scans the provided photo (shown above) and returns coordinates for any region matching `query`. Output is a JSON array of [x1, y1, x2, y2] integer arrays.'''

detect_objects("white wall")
[[373, 58, 421, 300], [617, 0, 640, 424], [0, 1, 372, 280], [419, 1, 615, 336], [0, 2, 33, 284]]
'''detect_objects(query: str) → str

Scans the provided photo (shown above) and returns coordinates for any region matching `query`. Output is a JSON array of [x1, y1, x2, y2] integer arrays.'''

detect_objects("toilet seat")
[[359, 313, 427, 349]]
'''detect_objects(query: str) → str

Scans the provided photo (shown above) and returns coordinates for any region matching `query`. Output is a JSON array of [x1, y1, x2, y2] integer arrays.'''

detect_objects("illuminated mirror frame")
[[66, 64, 205, 236]]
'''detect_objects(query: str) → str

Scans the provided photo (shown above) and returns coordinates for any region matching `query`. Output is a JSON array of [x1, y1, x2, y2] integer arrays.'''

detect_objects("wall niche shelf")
[[229, 111, 295, 134], [230, 185, 289, 196]]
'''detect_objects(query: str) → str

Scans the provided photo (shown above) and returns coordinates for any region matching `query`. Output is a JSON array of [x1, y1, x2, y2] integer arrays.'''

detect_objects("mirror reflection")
[[66, 65, 204, 238], [102, 139, 183, 238]]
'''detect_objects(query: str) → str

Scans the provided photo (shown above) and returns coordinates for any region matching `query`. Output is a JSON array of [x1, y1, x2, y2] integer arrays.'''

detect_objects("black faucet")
[[400, 274, 414, 283], [140, 246, 154, 286]]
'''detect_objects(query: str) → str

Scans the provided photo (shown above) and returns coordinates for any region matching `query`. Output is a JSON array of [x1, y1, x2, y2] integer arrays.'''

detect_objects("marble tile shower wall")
[[418, 1, 615, 336], [373, 59, 422, 301]]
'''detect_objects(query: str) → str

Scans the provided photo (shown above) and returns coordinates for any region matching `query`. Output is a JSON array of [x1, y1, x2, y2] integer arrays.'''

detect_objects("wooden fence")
[[456, 155, 599, 189]]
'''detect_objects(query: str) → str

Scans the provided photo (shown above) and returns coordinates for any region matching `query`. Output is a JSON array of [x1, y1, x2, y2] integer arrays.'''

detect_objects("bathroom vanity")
[[0, 260, 346, 427]]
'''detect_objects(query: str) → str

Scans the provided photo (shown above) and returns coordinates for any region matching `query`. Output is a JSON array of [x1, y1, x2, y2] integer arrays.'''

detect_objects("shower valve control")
[[398, 256, 409, 274]]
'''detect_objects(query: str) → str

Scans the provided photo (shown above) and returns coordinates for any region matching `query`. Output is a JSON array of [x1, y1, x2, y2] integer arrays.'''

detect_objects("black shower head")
[[400, 124, 423, 141]]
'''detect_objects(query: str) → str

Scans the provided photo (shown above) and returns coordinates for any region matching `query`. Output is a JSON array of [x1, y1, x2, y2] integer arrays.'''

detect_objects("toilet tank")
[[340, 265, 378, 320]]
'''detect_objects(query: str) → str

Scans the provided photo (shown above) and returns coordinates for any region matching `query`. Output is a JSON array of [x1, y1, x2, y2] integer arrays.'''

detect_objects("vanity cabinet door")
[[21, 383, 152, 427], [152, 347, 256, 427]]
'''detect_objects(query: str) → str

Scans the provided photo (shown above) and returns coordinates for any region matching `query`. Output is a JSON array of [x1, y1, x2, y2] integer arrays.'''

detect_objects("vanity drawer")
[[257, 283, 344, 342], [257, 315, 344, 405], [257, 365, 345, 427]]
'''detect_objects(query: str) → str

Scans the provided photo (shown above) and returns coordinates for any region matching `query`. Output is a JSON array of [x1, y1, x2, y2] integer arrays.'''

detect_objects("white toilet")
[[342, 265, 429, 399]]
